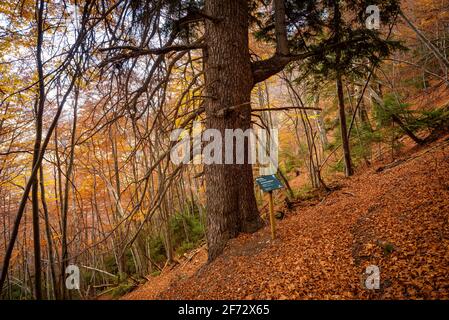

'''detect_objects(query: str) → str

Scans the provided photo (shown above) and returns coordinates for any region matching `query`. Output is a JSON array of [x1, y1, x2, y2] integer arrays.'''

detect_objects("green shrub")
[[373, 94, 413, 127], [381, 242, 395, 255], [279, 149, 304, 174], [110, 281, 136, 299], [169, 213, 205, 256], [410, 107, 449, 132], [104, 254, 118, 275], [350, 124, 384, 165], [175, 241, 196, 256], [150, 270, 161, 277], [103, 250, 137, 276], [5, 283, 33, 300], [403, 76, 429, 90], [148, 235, 166, 264], [330, 159, 345, 173], [294, 184, 314, 200]]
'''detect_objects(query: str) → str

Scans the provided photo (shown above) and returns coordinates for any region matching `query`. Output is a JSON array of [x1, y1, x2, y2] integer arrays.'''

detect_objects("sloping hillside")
[[123, 134, 449, 300]]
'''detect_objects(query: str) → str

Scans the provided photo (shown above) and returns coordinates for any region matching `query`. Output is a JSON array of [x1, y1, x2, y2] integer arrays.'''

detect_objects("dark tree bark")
[[334, 0, 353, 177], [31, 0, 47, 299], [39, 166, 59, 299], [336, 75, 354, 177], [203, 0, 263, 261]]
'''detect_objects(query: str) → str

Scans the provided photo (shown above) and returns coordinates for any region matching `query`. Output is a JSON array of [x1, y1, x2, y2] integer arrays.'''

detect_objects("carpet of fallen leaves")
[[124, 135, 449, 300]]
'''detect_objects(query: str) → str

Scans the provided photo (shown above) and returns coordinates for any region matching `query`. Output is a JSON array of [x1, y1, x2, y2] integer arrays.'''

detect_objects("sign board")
[[255, 174, 284, 193]]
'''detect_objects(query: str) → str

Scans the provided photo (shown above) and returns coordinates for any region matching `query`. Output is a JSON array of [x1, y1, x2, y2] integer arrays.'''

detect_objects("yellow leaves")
[[132, 209, 146, 222], [0, 0, 34, 36], [0, 113, 14, 121], [10, 250, 20, 265], [284, 112, 319, 120]]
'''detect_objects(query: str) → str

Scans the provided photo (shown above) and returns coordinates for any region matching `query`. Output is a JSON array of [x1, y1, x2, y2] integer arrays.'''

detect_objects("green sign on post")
[[255, 174, 284, 239], [255, 174, 284, 192]]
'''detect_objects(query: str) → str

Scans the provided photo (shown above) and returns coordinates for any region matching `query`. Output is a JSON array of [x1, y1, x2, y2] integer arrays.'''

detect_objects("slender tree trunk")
[[30, 0, 48, 299], [313, 94, 328, 149], [0, 74, 77, 298], [61, 85, 79, 298], [334, 0, 353, 177], [336, 75, 354, 177], [399, 10, 449, 69], [39, 166, 59, 299], [108, 125, 128, 276], [203, 0, 263, 261], [162, 198, 174, 264]]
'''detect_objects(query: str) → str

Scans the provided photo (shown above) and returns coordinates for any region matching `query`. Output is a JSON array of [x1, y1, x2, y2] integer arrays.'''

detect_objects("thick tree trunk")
[[204, 0, 263, 261]]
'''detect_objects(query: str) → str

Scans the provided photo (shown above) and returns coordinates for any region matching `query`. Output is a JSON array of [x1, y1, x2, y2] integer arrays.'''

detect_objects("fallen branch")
[[80, 265, 118, 278], [252, 106, 322, 112]]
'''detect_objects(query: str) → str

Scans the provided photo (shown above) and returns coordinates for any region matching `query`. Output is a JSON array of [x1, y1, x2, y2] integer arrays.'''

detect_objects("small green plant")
[[150, 270, 161, 277], [176, 241, 196, 256], [5, 283, 33, 300], [330, 159, 345, 173], [410, 107, 449, 132], [110, 281, 136, 299], [382, 243, 395, 255], [403, 76, 429, 90], [293, 184, 316, 200]]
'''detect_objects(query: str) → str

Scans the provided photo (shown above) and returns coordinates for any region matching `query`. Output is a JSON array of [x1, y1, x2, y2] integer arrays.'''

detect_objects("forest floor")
[[123, 133, 449, 300]]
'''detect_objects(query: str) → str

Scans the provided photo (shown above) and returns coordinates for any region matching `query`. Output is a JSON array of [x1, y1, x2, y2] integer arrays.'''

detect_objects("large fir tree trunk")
[[203, 0, 263, 261]]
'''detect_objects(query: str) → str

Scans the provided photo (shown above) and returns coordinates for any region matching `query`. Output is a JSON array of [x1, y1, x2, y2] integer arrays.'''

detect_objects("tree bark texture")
[[203, 0, 263, 261]]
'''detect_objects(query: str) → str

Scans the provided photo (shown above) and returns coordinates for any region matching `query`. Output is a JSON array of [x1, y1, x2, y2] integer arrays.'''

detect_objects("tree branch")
[[252, 37, 369, 85], [252, 106, 321, 112], [99, 7, 214, 67], [99, 41, 205, 67]]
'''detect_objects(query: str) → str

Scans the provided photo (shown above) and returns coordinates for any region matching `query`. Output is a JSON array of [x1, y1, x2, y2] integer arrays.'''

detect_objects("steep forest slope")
[[124, 134, 449, 300]]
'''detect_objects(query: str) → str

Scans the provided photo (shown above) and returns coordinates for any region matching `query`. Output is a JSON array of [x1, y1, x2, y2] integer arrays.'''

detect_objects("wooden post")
[[268, 191, 276, 239]]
